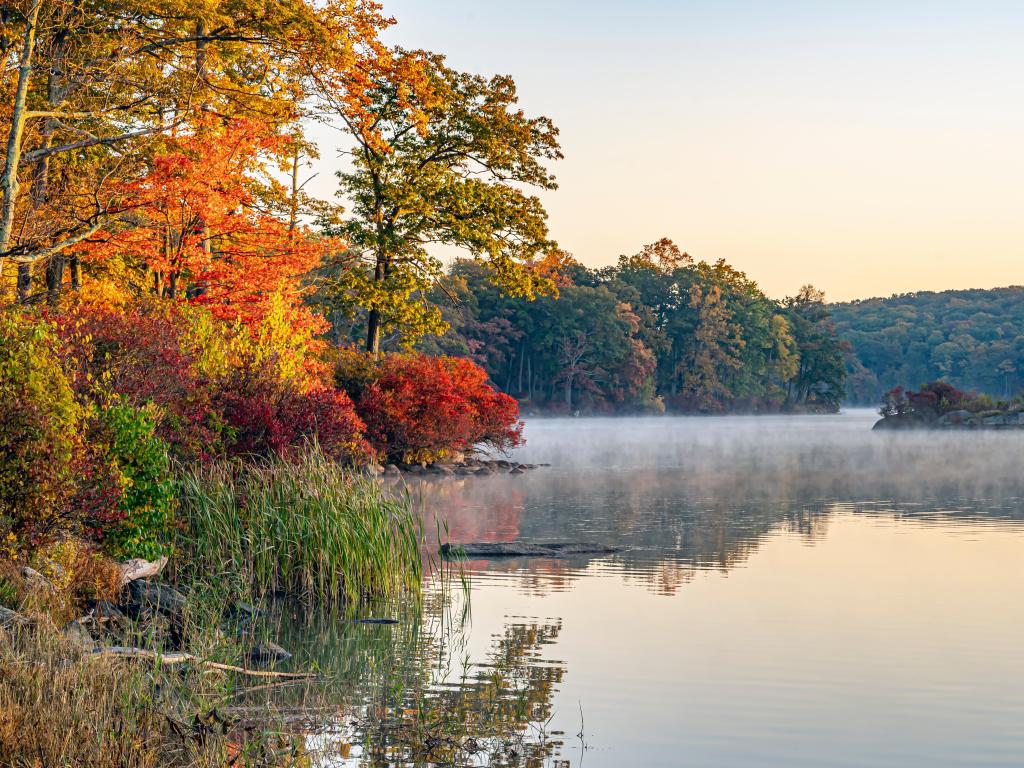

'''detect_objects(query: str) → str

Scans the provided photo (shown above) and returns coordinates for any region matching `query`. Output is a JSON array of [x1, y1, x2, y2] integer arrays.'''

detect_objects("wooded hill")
[[832, 286, 1024, 405]]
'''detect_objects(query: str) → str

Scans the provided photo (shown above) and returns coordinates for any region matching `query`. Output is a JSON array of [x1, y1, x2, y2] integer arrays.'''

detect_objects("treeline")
[[833, 287, 1024, 404], [412, 240, 847, 414]]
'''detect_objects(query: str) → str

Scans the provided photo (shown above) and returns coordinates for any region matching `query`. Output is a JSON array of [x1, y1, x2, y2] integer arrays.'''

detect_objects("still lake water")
[[295, 410, 1024, 766]]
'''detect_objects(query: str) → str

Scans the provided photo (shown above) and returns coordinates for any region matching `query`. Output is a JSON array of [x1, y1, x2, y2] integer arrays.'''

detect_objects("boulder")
[[91, 600, 127, 625], [246, 640, 292, 667], [982, 412, 1024, 427], [62, 619, 95, 650], [20, 566, 53, 595], [0, 606, 28, 630], [123, 580, 187, 623], [384, 464, 402, 476], [509, 466, 526, 475]]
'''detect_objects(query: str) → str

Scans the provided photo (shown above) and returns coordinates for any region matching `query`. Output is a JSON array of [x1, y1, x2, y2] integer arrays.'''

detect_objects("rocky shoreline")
[[368, 457, 547, 478], [873, 408, 1024, 430], [1, 559, 295, 670]]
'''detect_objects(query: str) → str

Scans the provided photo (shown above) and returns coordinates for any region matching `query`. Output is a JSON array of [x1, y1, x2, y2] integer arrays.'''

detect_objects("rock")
[[20, 566, 53, 595], [0, 606, 28, 629], [123, 580, 187, 622], [509, 466, 526, 475], [494, 460, 513, 468], [246, 640, 292, 667], [354, 617, 398, 625], [226, 602, 263, 628], [384, 464, 401, 476], [118, 556, 168, 586], [983, 412, 1024, 427], [92, 600, 127, 625], [434, 464, 455, 475], [441, 542, 622, 558], [62, 619, 95, 650], [474, 466, 494, 475], [937, 410, 973, 427]]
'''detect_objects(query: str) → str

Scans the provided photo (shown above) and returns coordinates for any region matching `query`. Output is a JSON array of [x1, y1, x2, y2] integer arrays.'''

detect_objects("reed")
[[174, 450, 422, 605]]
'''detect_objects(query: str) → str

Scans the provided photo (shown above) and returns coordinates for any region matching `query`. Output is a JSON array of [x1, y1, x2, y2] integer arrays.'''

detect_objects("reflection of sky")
[[404, 412, 1024, 766]]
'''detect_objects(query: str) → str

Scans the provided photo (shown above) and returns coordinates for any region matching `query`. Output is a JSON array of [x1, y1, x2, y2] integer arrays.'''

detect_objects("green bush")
[[0, 311, 83, 551], [93, 401, 176, 560]]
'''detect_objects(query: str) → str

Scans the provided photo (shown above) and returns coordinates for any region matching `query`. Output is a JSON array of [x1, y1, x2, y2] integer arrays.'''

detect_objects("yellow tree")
[[0, 0, 392, 303]]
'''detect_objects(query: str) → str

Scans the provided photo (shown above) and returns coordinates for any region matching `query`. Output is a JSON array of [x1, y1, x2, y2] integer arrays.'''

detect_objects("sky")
[[307, 0, 1024, 302]]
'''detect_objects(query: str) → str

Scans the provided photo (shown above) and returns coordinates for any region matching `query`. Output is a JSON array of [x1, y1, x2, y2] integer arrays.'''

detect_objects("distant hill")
[[831, 286, 1024, 405]]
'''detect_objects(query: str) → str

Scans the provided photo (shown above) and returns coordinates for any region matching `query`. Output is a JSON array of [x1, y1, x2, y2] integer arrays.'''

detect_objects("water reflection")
[[410, 410, 1024, 597], [274, 412, 1024, 767]]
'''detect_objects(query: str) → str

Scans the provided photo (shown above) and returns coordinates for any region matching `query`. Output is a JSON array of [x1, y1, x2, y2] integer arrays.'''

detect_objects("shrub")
[[0, 311, 84, 550], [215, 369, 372, 464], [89, 402, 176, 559], [331, 343, 380, 401], [54, 298, 219, 459], [358, 354, 523, 463]]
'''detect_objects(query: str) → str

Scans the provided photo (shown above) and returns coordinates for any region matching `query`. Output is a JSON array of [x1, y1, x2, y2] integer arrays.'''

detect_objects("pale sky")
[[307, 1, 1024, 302]]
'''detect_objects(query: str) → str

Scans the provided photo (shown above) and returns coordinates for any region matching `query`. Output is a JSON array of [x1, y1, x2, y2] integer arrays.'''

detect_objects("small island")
[[873, 381, 1024, 430]]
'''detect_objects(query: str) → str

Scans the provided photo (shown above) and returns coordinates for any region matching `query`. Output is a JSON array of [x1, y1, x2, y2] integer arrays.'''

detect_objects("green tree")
[[785, 285, 847, 409], [332, 49, 562, 356]]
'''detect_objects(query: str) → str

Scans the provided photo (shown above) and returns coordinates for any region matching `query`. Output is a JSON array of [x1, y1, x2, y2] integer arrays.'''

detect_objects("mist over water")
[[321, 412, 1024, 767]]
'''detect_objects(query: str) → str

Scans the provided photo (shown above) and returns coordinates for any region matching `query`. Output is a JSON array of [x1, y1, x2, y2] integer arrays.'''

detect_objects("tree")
[[785, 285, 847, 409], [73, 119, 335, 329], [0, 0, 394, 301], [677, 283, 743, 411], [332, 49, 562, 356]]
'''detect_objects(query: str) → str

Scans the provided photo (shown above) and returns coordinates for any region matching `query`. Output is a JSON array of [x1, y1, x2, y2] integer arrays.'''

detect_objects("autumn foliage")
[[75, 120, 333, 332], [357, 354, 523, 463]]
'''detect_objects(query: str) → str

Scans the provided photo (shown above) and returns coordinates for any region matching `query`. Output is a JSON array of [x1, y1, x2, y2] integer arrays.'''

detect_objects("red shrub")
[[215, 371, 371, 463], [358, 354, 523, 463], [53, 299, 217, 458]]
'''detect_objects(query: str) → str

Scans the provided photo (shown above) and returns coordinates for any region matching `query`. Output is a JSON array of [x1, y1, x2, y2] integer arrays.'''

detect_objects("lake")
[[293, 410, 1024, 766]]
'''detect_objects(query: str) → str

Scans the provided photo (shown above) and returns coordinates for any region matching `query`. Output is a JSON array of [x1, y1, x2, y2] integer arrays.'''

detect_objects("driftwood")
[[118, 556, 169, 586], [91, 647, 315, 679], [440, 542, 621, 559]]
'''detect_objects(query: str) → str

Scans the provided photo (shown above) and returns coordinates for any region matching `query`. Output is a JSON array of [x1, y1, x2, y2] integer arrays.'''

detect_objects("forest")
[[833, 287, 1024, 404], [327, 240, 848, 415]]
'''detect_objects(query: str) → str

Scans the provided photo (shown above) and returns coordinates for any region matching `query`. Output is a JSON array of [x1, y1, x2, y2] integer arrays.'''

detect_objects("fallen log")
[[440, 542, 621, 558], [91, 647, 315, 679], [118, 556, 169, 586]]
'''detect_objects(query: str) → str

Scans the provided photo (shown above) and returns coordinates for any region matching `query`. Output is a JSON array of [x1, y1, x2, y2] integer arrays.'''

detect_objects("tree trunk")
[[517, 341, 525, 394], [288, 141, 300, 234], [366, 308, 382, 357], [45, 254, 65, 306], [0, 0, 42, 282], [69, 256, 80, 290], [565, 376, 573, 411], [365, 255, 388, 358], [16, 264, 32, 303]]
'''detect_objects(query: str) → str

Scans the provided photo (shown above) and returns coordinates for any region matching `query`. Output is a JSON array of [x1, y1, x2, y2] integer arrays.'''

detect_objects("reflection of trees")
[[352, 618, 566, 767], [258, 590, 567, 766], [403, 422, 1024, 596]]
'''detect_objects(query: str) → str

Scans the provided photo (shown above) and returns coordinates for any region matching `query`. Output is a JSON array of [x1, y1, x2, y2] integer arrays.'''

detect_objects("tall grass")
[[175, 450, 422, 604]]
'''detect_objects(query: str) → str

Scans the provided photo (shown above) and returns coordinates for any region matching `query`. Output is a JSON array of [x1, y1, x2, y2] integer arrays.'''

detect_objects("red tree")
[[358, 354, 523, 462], [76, 119, 338, 332]]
